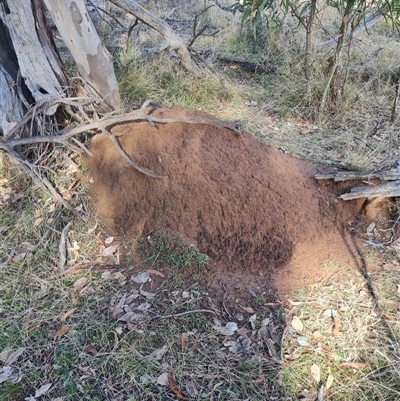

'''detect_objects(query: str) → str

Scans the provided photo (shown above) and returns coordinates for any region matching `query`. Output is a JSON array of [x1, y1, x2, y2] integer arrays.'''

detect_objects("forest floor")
[[2, 1, 400, 400]]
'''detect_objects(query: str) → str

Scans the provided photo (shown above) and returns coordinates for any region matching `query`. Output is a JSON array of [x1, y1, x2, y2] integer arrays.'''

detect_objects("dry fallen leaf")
[[34, 383, 52, 398], [84, 345, 98, 356], [150, 345, 168, 360], [311, 364, 321, 383], [146, 269, 165, 277], [34, 217, 43, 226], [239, 304, 255, 314], [104, 236, 114, 245], [87, 222, 97, 234], [291, 316, 303, 332], [340, 362, 369, 369], [249, 314, 257, 330], [157, 372, 169, 386], [101, 242, 121, 257], [326, 372, 334, 390], [185, 380, 198, 398], [54, 325, 70, 340], [73, 277, 88, 291], [107, 376, 114, 394], [288, 299, 303, 306], [132, 271, 150, 283], [0, 348, 25, 365], [0, 366, 13, 384], [61, 308, 77, 322], [168, 371, 185, 399], [181, 333, 187, 351], [110, 304, 119, 320], [383, 263, 400, 271]]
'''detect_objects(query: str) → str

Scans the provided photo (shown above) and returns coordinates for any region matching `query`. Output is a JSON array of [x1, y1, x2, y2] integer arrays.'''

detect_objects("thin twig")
[[188, 5, 215, 47], [86, 0, 124, 28], [280, 324, 290, 361], [8, 149, 86, 220], [0, 248, 16, 269], [220, 281, 234, 320], [59, 221, 73, 269]]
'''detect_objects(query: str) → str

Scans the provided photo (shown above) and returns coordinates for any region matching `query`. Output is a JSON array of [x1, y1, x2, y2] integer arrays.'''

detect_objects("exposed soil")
[[88, 106, 387, 296]]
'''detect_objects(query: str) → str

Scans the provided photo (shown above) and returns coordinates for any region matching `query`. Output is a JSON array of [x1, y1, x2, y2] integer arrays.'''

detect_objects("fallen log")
[[316, 162, 400, 199]]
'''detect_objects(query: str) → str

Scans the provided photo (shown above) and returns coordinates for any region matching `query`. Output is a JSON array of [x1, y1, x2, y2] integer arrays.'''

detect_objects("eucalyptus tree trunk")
[[43, 0, 120, 112]]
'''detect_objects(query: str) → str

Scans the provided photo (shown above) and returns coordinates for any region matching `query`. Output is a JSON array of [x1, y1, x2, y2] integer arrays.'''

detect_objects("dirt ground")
[[88, 105, 386, 298]]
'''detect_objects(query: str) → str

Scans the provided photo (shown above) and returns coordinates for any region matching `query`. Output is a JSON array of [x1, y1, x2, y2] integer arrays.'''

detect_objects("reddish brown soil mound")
[[89, 106, 367, 293]]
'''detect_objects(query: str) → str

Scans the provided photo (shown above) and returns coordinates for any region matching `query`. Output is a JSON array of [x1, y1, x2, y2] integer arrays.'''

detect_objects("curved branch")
[[100, 127, 168, 180]]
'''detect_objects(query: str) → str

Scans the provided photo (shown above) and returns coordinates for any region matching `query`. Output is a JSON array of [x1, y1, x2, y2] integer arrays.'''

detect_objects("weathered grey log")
[[339, 180, 400, 200], [315, 169, 400, 182], [316, 164, 400, 200]]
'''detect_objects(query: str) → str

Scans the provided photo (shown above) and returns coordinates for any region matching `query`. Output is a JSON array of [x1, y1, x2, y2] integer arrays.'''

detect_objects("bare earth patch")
[[88, 105, 377, 296]]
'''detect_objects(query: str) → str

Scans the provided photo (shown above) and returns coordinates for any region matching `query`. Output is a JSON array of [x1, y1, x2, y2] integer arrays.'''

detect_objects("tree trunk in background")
[[43, 0, 121, 112], [109, 0, 201, 75]]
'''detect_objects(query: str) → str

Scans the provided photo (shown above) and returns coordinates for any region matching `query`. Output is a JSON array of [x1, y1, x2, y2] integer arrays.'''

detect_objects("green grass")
[[145, 231, 209, 269]]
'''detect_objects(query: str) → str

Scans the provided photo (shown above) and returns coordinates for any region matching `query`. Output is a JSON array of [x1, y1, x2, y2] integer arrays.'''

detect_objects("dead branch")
[[1, 102, 243, 150], [100, 126, 167, 180], [153, 309, 215, 320], [209, 0, 242, 14], [391, 69, 400, 123], [316, 169, 400, 182], [188, 5, 220, 48], [1, 98, 243, 217]]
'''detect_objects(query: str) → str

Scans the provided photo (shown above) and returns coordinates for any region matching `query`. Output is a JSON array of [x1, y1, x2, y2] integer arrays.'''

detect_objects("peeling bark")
[[0, 0, 64, 102], [43, 0, 121, 112]]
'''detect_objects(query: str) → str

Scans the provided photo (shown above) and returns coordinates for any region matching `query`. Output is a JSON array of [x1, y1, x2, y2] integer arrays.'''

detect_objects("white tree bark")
[[43, 0, 121, 112], [109, 0, 201, 74], [0, 1, 64, 102]]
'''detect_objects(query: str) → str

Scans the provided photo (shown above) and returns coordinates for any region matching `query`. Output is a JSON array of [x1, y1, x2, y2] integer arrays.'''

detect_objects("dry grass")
[[280, 264, 400, 400]]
